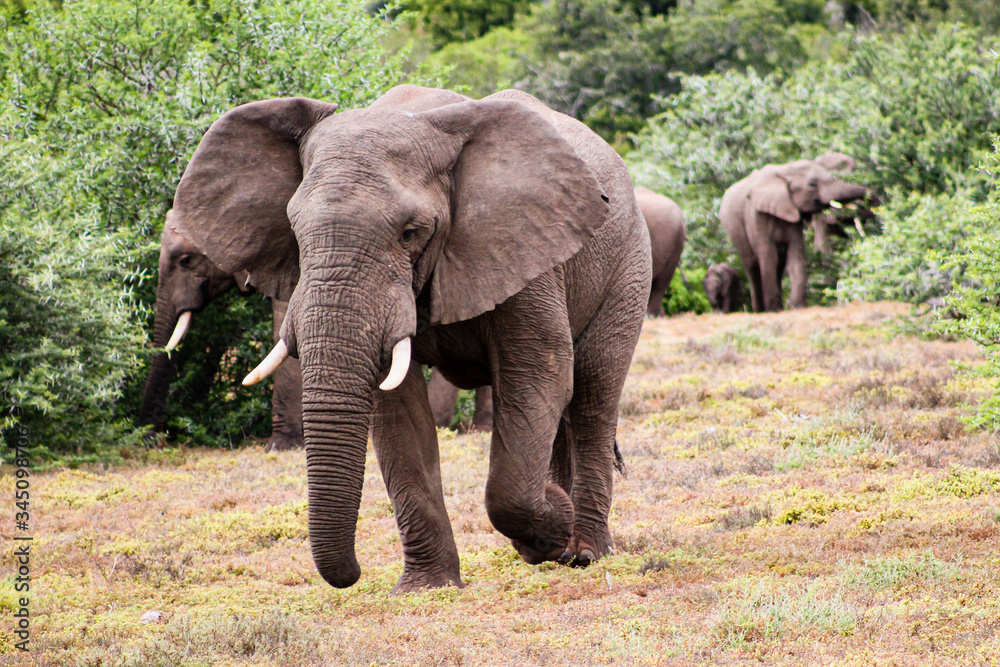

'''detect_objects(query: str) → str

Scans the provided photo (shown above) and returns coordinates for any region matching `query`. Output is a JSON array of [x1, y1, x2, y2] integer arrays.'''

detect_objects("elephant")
[[428, 185, 684, 427], [719, 155, 868, 312], [167, 85, 651, 593], [634, 186, 686, 317], [138, 221, 304, 451], [703, 263, 741, 313]]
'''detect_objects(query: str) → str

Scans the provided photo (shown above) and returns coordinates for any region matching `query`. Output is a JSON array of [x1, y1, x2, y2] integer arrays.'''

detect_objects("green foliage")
[[936, 141, 1000, 431], [666, 0, 820, 76], [0, 141, 148, 457], [838, 190, 983, 304], [401, 0, 532, 48], [425, 26, 532, 98], [1, 0, 420, 456], [516, 0, 675, 147], [628, 25, 1000, 299], [663, 267, 712, 316]]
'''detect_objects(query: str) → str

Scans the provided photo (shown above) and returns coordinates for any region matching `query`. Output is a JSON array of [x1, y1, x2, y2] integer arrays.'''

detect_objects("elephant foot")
[[266, 431, 304, 452], [509, 483, 575, 565], [557, 529, 612, 568], [390, 568, 465, 595]]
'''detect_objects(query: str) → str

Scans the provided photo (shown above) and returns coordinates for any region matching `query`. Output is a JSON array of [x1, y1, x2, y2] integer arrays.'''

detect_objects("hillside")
[[4, 302, 999, 666]]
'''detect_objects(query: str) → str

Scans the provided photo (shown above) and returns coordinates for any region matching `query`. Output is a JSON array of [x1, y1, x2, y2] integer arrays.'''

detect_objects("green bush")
[[1, 0, 424, 458], [838, 190, 983, 304], [627, 24, 1000, 300], [663, 267, 713, 316], [936, 140, 1000, 431]]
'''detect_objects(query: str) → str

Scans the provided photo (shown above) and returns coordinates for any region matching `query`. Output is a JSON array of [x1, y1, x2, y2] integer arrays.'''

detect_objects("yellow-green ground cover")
[[3, 302, 999, 666]]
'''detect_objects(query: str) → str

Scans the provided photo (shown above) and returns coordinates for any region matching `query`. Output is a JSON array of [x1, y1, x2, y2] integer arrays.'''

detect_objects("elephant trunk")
[[296, 294, 391, 589], [138, 292, 180, 430], [824, 181, 867, 206]]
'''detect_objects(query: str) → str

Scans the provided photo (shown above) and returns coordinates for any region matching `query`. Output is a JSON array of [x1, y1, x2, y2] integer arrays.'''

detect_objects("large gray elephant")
[[426, 184, 686, 430], [719, 155, 867, 312], [634, 186, 686, 317], [168, 85, 651, 593], [138, 222, 304, 451]]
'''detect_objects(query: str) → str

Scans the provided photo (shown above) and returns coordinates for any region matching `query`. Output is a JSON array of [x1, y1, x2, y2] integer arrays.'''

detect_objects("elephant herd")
[[140, 85, 870, 592]]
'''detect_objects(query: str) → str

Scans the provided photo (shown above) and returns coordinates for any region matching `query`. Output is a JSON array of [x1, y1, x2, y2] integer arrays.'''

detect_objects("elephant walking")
[[634, 187, 686, 317], [138, 223, 303, 450], [169, 85, 651, 592], [719, 155, 867, 312], [428, 185, 683, 429]]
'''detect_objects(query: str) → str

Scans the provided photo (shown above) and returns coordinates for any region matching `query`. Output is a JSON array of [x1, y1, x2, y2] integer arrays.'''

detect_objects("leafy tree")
[[628, 24, 1000, 302], [1, 0, 422, 458], [516, 0, 675, 147], [936, 140, 1000, 430], [401, 0, 533, 47]]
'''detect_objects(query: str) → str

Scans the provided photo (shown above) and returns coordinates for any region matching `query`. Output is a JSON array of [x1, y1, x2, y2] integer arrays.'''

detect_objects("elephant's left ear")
[[749, 174, 800, 223], [421, 99, 609, 326]]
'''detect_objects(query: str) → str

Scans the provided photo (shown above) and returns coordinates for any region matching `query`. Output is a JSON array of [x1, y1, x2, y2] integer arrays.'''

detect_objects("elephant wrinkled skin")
[[427, 184, 685, 430], [719, 155, 868, 312], [139, 223, 303, 451], [168, 86, 651, 593]]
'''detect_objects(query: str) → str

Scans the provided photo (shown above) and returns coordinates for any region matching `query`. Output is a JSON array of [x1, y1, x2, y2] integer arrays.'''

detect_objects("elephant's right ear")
[[171, 98, 339, 301], [749, 174, 800, 223]]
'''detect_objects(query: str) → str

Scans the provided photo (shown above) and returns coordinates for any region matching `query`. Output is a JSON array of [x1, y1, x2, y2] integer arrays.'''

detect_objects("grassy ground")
[[3, 302, 1000, 666]]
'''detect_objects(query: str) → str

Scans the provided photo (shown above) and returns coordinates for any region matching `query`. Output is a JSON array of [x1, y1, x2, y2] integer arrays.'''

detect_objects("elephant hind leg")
[[646, 271, 671, 317], [560, 255, 647, 565]]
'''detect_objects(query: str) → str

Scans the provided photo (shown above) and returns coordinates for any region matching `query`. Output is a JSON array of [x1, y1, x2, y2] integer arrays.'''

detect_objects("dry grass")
[[3, 302, 1000, 666]]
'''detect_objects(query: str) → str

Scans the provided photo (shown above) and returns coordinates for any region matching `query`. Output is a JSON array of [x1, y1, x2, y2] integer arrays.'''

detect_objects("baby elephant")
[[634, 186, 686, 317], [703, 263, 741, 313]]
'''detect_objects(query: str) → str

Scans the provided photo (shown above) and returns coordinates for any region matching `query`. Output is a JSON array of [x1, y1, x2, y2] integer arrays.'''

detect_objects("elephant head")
[[138, 217, 243, 431], [810, 153, 863, 253], [169, 89, 607, 588], [748, 158, 867, 224]]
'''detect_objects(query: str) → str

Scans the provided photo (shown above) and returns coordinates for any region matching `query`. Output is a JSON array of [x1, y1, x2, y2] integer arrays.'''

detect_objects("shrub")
[[0, 0, 423, 457], [937, 139, 1000, 430], [627, 25, 1000, 299]]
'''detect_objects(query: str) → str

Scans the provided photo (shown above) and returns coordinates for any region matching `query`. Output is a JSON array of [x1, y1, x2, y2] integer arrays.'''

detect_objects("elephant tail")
[[613, 439, 627, 479]]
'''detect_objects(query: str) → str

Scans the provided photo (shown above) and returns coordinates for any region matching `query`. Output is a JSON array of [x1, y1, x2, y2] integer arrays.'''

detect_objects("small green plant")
[[842, 551, 961, 591]]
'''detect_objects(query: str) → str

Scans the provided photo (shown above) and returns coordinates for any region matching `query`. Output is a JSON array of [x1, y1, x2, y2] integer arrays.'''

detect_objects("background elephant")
[[168, 85, 651, 593], [703, 263, 741, 313], [634, 186, 686, 317], [719, 155, 868, 312], [138, 221, 304, 451]]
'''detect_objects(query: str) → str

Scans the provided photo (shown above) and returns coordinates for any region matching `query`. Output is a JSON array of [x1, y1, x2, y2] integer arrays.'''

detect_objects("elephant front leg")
[[754, 241, 784, 312], [372, 362, 463, 593], [268, 356, 304, 451], [485, 280, 576, 565], [268, 299, 304, 451], [786, 231, 808, 309]]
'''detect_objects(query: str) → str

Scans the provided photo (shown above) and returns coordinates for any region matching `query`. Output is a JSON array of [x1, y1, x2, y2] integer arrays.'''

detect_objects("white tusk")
[[379, 337, 411, 391], [829, 200, 844, 209], [242, 340, 289, 386], [854, 218, 867, 238], [164, 311, 192, 352]]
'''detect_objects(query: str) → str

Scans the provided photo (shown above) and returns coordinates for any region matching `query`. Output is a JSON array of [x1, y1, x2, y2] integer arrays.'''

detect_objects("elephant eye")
[[178, 255, 193, 268], [400, 228, 417, 244]]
